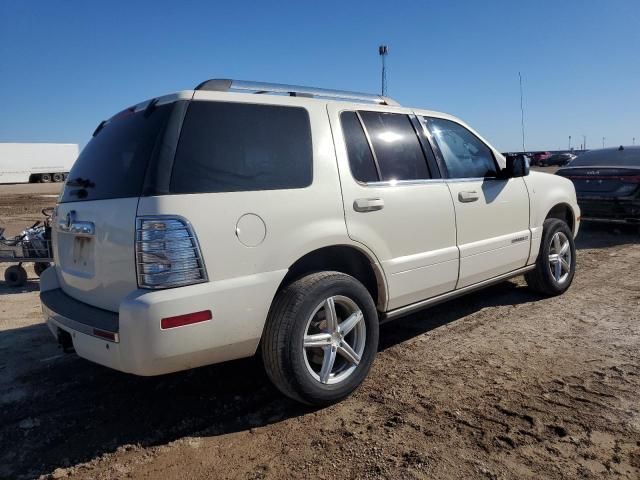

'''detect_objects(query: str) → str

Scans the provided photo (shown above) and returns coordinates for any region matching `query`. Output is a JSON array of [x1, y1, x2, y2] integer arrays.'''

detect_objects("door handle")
[[353, 198, 384, 212], [458, 191, 479, 203]]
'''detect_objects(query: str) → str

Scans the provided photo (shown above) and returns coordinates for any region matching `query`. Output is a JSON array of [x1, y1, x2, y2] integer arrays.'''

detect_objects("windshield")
[[569, 148, 640, 168], [59, 103, 173, 203]]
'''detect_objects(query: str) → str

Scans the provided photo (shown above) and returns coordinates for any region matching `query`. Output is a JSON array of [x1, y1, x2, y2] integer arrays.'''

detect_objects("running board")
[[380, 265, 536, 323]]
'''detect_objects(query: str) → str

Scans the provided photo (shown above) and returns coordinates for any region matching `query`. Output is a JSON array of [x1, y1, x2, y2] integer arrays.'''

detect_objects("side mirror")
[[503, 154, 530, 178]]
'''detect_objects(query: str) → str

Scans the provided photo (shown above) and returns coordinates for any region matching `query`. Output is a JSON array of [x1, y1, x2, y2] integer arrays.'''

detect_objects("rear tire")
[[52, 173, 64, 183], [525, 218, 576, 296], [262, 271, 379, 406], [39, 173, 51, 183], [4, 265, 28, 287]]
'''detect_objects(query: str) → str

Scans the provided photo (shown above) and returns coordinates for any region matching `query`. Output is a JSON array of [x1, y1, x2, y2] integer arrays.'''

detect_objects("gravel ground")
[[0, 182, 638, 480]]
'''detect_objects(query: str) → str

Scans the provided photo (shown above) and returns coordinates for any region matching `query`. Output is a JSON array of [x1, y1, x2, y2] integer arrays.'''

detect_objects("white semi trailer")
[[0, 143, 78, 184]]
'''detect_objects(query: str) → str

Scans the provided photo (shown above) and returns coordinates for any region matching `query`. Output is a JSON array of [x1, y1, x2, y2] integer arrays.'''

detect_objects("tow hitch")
[[57, 328, 75, 353]]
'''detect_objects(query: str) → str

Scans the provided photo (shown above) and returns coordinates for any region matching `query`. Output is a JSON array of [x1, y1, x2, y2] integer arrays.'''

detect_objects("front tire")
[[262, 272, 379, 406], [525, 218, 576, 295]]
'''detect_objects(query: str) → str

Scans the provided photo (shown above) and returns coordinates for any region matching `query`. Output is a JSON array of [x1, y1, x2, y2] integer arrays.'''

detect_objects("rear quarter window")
[[170, 101, 313, 193]]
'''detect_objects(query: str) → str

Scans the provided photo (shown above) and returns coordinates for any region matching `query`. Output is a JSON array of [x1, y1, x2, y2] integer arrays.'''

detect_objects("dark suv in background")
[[556, 146, 640, 226]]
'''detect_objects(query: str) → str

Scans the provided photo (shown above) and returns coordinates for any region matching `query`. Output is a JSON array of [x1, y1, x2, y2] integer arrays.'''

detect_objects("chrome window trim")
[[354, 111, 383, 181], [361, 178, 445, 187], [444, 177, 501, 184]]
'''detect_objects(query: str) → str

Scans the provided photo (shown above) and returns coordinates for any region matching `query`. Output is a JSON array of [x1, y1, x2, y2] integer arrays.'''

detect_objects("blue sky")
[[1, 0, 638, 152]]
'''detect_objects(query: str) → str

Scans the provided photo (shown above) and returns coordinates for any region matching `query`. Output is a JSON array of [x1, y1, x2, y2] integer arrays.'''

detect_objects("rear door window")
[[60, 104, 173, 203], [170, 101, 312, 193], [359, 111, 431, 181]]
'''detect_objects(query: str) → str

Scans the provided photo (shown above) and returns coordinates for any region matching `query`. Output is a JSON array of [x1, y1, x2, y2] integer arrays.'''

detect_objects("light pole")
[[634, 137, 636, 146], [583, 135, 586, 151], [568, 135, 571, 150], [378, 45, 388, 96], [602, 137, 605, 148], [519, 72, 526, 153]]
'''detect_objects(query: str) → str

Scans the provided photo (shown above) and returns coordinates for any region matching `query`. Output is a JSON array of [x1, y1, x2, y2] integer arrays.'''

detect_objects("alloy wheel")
[[302, 295, 366, 385], [548, 231, 572, 284]]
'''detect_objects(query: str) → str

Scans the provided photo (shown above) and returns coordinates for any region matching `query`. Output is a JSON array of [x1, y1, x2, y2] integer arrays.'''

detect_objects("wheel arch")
[[275, 244, 388, 312], [545, 202, 576, 234]]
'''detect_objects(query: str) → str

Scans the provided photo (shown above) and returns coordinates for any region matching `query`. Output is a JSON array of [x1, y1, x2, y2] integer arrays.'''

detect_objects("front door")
[[328, 104, 459, 311], [422, 115, 531, 288]]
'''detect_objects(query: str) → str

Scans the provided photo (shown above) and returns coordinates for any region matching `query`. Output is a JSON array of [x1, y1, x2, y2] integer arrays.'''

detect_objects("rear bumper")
[[40, 266, 286, 376], [577, 196, 640, 224]]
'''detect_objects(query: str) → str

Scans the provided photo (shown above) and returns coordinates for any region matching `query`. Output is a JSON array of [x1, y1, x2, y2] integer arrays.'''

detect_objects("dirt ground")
[[0, 181, 639, 480]]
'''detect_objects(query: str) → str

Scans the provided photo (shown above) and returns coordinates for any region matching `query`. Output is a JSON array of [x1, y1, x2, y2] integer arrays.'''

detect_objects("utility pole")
[[379, 45, 388, 96], [519, 72, 526, 153]]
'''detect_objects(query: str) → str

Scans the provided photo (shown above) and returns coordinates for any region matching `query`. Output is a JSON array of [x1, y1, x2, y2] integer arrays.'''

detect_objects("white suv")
[[41, 79, 580, 405]]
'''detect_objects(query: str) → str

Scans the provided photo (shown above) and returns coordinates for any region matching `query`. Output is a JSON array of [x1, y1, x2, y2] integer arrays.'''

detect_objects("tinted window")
[[60, 104, 172, 203], [359, 111, 430, 181], [426, 117, 498, 178], [171, 101, 312, 193], [340, 112, 379, 182], [568, 148, 640, 167]]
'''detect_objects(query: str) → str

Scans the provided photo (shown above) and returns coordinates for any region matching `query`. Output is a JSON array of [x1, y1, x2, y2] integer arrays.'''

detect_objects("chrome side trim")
[[381, 265, 535, 322]]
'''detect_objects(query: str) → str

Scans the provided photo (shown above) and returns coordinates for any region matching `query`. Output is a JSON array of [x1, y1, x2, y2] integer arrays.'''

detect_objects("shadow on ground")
[[576, 222, 638, 250], [0, 279, 39, 296], [0, 278, 543, 479]]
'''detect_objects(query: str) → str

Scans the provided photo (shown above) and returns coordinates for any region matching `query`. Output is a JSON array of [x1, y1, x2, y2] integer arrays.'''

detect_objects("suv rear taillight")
[[135, 216, 208, 289]]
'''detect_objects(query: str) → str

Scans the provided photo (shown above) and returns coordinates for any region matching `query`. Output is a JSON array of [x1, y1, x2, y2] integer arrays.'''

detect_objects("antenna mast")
[[379, 45, 388, 96]]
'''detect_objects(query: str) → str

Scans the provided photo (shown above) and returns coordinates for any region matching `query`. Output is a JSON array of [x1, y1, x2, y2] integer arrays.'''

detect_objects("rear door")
[[421, 116, 531, 288], [53, 101, 177, 311], [328, 104, 459, 311]]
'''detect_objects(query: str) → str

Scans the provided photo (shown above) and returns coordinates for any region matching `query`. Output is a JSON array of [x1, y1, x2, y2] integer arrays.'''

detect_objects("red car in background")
[[532, 151, 552, 166]]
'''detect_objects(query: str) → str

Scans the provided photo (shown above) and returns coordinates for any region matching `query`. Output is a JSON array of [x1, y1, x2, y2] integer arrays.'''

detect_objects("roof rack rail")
[[194, 79, 400, 106]]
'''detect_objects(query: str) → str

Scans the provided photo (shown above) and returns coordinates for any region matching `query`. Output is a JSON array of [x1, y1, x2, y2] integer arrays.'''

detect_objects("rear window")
[[170, 101, 313, 193], [60, 104, 172, 203], [569, 148, 640, 167]]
